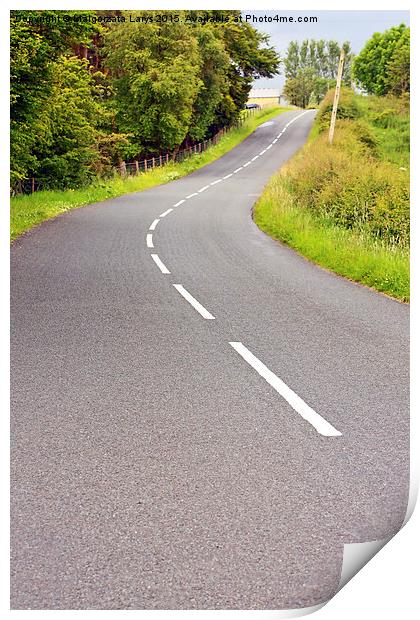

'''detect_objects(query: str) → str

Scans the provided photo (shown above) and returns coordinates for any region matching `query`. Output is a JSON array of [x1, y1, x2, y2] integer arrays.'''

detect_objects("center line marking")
[[149, 219, 160, 231], [151, 254, 170, 274], [251, 155, 259, 161], [210, 179, 223, 185], [229, 342, 342, 437], [233, 167, 243, 173], [243, 161, 251, 167], [198, 185, 210, 193], [146, 233, 154, 248], [272, 138, 278, 143], [266, 144, 273, 150], [259, 149, 267, 155], [159, 208, 173, 217], [173, 285, 215, 320], [223, 173, 233, 179], [186, 192, 198, 199], [174, 199, 185, 207]]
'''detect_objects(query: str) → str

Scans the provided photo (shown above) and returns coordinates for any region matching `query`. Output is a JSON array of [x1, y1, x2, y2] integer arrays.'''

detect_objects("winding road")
[[11, 109, 409, 609]]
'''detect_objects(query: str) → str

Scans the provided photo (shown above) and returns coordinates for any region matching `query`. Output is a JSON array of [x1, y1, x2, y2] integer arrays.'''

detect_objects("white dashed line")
[[229, 342, 342, 438], [259, 149, 267, 155], [272, 139, 278, 144], [243, 161, 251, 167], [198, 185, 210, 193], [151, 254, 170, 274], [174, 199, 185, 207], [223, 173, 233, 179], [186, 193, 198, 199], [173, 285, 215, 320], [266, 144, 272, 150], [149, 219, 160, 231], [159, 208, 173, 217], [233, 167, 243, 174], [251, 155, 259, 161], [146, 233, 154, 248], [210, 179, 223, 186]]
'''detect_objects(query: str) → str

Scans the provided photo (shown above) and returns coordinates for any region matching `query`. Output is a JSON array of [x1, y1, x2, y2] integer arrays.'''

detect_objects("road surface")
[[11, 110, 409, 609]]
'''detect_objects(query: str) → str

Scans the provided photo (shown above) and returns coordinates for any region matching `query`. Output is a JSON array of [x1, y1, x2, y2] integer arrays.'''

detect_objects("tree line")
[[282, 24, 409, 108], [10, 10, 279, 190], [10, 11, 410, 193]]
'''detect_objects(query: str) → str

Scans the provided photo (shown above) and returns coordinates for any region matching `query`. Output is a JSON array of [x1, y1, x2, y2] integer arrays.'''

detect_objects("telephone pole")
[[328, 48, 345, 145]]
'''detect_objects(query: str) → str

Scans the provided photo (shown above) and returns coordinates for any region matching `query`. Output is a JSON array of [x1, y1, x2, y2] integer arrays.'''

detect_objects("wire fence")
[[12, 105, 269, 195]]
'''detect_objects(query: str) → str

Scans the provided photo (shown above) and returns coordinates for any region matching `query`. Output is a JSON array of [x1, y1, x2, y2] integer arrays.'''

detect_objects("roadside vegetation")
[[254, 88, 409, 302], [11, 106, 288, 241], [11, 10, 279, 193]]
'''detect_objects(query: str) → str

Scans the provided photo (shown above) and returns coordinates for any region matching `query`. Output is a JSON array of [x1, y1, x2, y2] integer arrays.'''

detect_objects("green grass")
[[355, 94, 410, 168], [253, 92, 409, 302], [10, 106, 290, 241], [254, 162, 409, 303]]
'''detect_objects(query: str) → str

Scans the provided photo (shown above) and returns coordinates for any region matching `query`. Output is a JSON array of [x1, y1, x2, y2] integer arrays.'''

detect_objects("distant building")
[[247, 88, 288, 107]]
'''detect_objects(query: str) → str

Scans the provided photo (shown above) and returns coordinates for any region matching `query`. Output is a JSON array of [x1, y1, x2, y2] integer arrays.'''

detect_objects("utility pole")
[[328, 48, 345, 145]]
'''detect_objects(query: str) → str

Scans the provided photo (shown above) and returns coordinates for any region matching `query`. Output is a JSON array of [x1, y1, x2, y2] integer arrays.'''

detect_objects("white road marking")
[[223, 173, 233, 179], [174, 199, 185, 207], [210, 179, 223, 186], [198, 185, 210, 193], [259, 149, 267, 155], [159, 208, 173, 217], [243, 161, 251, 167], [173, 285, 215, 320], [149, 219, 160, 231], [233, 167, 243, 174], [272, 138, 278, 144], [151, 254, 170, 274], [266, 144, 273, 150], [146, 233, 154, 248], [251, 155, 259, 161], [229, 342, 342, 437], [186, 192, 198, 199]]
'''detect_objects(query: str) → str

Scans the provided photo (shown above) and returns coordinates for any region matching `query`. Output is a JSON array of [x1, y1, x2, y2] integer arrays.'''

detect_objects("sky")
[[247, 10, 410, 89]]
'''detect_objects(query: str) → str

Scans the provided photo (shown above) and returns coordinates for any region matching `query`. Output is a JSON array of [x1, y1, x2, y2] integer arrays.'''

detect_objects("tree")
[[282, 39, 352, 108], [385, 28, 410, 96], [283, 68, 317, 108], [10, 10, 98, 186], [352, 24, 409, 96], [212, 13, 280, 125], [103, 12, 202, 156], [31, 57, 107, 188]]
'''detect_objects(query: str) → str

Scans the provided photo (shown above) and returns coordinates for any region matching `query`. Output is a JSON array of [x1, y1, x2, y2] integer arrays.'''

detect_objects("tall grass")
[[11, 106, 289, 241], [254, 91, 409, 302]]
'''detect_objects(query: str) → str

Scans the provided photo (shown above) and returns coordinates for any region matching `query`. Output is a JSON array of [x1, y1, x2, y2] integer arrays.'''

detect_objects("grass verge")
[[254, 180, 409, 301], [10, 106, 290, 241], [254, 90, 409, 302]]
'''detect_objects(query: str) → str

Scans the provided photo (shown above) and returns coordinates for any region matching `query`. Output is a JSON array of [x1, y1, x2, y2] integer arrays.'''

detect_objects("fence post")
[[159, 155, 162, 167], [152, 157, 155, 169], [135, 160, 139, 174], [144, 158, 147, 172], [166, 153, 169, 164], [31, 177, 35, 193], [119, 160, 127, 177]]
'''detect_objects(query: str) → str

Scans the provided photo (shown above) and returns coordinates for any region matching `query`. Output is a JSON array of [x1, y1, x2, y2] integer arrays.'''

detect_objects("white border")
[[2, 2, 418, 618]]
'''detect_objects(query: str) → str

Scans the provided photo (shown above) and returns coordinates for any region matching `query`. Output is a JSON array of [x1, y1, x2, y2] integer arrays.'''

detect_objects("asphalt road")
[[10, 109, 410, 610]]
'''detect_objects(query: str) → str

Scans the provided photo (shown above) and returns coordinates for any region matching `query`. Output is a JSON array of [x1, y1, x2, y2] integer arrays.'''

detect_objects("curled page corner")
[[270, 602, 327, 618], [337, 480, 417, 595], [338, 537, 391, 591]]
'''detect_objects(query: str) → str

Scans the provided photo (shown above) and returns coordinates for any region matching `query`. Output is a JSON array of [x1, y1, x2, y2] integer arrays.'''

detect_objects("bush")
[[316, 87, 361, 129], [284, 122, 409, 248]]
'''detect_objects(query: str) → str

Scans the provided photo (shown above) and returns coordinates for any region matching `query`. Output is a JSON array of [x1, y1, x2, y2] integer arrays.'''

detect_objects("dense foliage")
[[10, 10, 279, 191], [352, 24, 410, 96], [282, 39, 353, 108]]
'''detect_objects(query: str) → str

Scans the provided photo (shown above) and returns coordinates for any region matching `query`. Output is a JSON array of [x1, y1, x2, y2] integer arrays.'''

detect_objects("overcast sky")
[[248, 10, 410, 89]]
